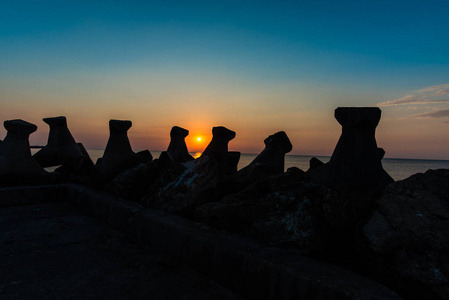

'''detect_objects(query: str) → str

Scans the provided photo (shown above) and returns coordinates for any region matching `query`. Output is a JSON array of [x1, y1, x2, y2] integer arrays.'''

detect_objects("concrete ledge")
[[0, 184, 59, 208], [0, 184, 399, 300]]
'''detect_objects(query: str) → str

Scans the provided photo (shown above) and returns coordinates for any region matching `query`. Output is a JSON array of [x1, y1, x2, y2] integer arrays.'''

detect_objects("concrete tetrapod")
[[0, 119, 48, 185], [96, 120, 148, 180], [308, 107, 393, 189], [167, 126, 194, 163], [201, 126, 240, 175], [33, 116, 84, 168]]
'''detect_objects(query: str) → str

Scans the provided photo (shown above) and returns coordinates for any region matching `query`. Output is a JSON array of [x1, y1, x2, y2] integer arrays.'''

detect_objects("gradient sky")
[[1, 1, 449, 159]]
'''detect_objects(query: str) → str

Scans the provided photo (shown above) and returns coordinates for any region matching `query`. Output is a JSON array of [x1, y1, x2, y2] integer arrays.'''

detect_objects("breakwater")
[[0, 184, 398, 300], [2, 108, 449, 299]]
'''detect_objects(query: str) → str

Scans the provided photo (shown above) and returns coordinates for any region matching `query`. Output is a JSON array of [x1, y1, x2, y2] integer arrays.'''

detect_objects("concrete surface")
[[0, 184, 400, 300], [0, 201, 243, 299]]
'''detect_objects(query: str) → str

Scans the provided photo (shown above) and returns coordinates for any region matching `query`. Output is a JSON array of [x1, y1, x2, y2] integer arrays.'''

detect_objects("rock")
[[308, 107, 393, 190], [201, 126, 240, 175], [0, 119, 51, 185], [363, 169, 449, 299], [96, 120, 150, 180], [33, 116, 84, 168], [143, 127, 243, 215], [54, 142, 96, 182], [105, 153, 173, 202], [167, 126, 194, 163], [195, 167, 328, 254], [136, 150, 153, 161], [144, 155, 224, 216]]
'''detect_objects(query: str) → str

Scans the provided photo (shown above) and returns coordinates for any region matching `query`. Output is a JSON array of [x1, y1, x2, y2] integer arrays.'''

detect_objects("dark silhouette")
[[33, 116, 84, 168], [3, 107, 448, 299], [0, 119, 47, 184], [96, 119, 150, 180], [308, 107, 393, 189], [167, 126, 194, 163], [247, 131, 292, 174], [201, 126, 240, 174]]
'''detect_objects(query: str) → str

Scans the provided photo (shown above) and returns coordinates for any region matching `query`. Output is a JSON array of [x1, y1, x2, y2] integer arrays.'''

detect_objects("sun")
[[197, 137, 202, 142]]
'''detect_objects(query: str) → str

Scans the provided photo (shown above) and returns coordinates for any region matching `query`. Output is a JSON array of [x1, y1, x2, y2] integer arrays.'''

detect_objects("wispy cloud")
[[413, 109, 449, 118], [435, 89, 449, 96], [415, 83, 449, 93], [378, 83, 449, 107]]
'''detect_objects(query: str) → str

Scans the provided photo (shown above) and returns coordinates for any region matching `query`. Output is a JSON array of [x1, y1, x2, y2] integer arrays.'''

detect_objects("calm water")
[[83, 149, 449, 181]]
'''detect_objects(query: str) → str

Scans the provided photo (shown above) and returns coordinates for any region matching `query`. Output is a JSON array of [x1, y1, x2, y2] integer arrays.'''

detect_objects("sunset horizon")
[[1, 1, 448, 160]]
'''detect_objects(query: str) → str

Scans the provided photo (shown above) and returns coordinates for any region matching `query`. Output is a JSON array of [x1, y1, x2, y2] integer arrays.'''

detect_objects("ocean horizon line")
[[29, 146, 449, 162]]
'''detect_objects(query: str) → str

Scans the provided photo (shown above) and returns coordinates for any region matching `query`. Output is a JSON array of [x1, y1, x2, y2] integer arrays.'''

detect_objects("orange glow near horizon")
[[184, 132, 210, 153]]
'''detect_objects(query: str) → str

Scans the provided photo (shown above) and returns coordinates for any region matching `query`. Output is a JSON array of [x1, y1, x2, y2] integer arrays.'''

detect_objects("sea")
[[82, 149, 449, 182]]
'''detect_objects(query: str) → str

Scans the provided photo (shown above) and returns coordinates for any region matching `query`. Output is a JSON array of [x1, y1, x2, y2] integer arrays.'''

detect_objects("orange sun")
[[197, 137, 202, 142]]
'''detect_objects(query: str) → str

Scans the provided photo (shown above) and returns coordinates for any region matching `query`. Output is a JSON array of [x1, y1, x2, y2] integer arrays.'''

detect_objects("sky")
[[1, 0, 449, 159]]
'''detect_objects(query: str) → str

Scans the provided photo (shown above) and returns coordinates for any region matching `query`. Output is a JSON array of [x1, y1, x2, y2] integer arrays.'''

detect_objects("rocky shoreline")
[[1, 107, 448, 299]]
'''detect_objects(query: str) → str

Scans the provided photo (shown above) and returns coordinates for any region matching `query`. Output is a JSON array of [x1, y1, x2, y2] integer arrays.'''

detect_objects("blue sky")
[[1, 1, 449, 158]]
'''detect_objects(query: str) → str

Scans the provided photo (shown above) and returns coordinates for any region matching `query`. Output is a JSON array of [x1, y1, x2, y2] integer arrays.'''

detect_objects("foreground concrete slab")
[[0, 202, 242, 299]]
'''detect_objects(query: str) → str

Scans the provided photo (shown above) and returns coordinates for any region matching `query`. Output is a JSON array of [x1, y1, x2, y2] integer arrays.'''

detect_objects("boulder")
[[0, 119, 50, 185], [33, 116, 84, 168], [201, 126, 240, 175], [363, 169, 449, 299], [105, 152, 173, 202], [195, 167, 327, 254], [167, 126, 194, 163], [96, 120, 150, 180], [308, 107, 393, 190], [136, 150, 153, 161], [144, 155, 224, 216]]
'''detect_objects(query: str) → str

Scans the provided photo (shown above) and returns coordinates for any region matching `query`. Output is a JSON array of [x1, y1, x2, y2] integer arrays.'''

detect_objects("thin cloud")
[[378, 83, 449, 107], [435, 89, 449, 96], [416, 83, 449, 93], [413, 109, 449, 118]]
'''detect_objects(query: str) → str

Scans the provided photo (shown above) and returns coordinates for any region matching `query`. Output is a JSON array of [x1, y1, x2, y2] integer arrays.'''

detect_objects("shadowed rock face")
[[195, 167, 327, 253], [308, 107, 393, 189], [144, 155, 223, 215], [143, 127, 240, 215], [201, 126, 239, 174], [96, 120, 149, 180], [0, 119, 47, 182], [33, 116, 84, 168], [167, 126, 194, 163], [363, 169, 449, 300]]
